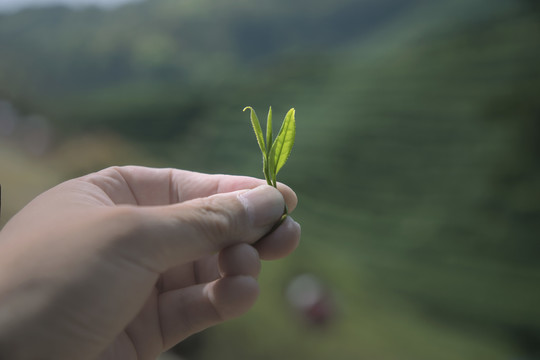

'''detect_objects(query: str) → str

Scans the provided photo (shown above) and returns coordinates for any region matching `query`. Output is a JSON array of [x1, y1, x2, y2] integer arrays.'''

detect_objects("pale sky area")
[[0, 0, 140, 12]]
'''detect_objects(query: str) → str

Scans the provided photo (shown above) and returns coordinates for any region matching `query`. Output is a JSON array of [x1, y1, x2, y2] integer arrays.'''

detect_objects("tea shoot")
[[244, 106, 296, 226]]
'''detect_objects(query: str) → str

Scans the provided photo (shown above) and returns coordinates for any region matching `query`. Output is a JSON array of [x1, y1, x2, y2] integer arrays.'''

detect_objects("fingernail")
[[238, 185, 285, 227]]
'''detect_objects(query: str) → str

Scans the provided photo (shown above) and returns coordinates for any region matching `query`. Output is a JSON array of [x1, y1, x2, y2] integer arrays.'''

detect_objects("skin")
[[0, 166, 301, 360]]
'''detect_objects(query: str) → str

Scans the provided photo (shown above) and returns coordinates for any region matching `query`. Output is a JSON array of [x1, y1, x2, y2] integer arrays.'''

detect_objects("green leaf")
[[266, 106, 273, 158], [265, 107, 275, 186], [243, 106, 266, 156], [270, 108, 296, 176]]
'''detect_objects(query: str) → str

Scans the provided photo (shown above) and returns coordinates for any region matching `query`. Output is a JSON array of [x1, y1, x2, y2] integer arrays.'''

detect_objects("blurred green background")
[[1, 0, 540, 359]]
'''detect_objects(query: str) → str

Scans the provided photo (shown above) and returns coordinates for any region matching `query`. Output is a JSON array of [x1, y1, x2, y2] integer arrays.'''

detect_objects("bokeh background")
[[1, 0, 540, 359]]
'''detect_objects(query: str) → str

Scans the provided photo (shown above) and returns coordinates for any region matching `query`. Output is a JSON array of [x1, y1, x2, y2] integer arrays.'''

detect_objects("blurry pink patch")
[[285, 273, 336, 327]]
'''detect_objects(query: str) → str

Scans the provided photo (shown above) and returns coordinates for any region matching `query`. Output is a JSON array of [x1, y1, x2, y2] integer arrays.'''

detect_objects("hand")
[[0, 166, 300, 360]]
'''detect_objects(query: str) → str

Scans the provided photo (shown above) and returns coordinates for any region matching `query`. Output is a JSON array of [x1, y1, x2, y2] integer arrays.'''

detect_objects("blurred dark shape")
[[0, 100, 18, 137], [285, 273, 336, 328], [0, 99, 53, 155], [510, 325, 540, 360], [518, 0, 540, 13]]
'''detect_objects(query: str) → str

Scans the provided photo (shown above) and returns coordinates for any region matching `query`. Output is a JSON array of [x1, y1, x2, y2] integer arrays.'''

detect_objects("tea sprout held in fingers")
[[243, 106, 296, 229]]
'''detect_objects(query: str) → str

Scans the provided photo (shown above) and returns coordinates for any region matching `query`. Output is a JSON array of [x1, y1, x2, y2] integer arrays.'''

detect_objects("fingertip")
[[255, 216, 301, 260], [237, 185, 286, 227], [276, 183, 298, 212], [207, 276, 260, 319], [158, 276, 260, 349], [219, 244, 261, 278]]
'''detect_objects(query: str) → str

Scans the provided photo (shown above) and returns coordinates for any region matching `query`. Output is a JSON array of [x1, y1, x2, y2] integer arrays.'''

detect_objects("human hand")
[[0, 166, 300, 360]]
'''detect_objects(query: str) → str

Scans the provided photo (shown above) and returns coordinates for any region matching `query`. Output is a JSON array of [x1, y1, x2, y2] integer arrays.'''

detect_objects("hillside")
[[1, 0, 540, 359], [0, 0, 421, 137]]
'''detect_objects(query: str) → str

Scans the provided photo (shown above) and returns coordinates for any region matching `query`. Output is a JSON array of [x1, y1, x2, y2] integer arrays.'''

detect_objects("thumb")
[[129, 185, 285, 270]]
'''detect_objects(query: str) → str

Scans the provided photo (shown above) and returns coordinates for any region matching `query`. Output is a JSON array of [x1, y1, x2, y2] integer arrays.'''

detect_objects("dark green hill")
[[0, 0, 423, 138]]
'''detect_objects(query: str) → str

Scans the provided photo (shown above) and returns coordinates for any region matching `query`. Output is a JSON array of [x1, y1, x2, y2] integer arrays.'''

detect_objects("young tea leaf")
[[243, 106, 266, 157], [266, 106, 273, 158], [270, 108, 296, 177], [244, 106, 272, 185], [266, 106, 275, 186]]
